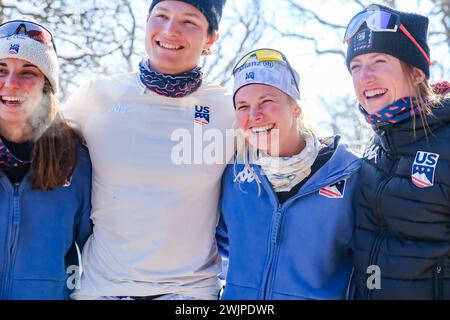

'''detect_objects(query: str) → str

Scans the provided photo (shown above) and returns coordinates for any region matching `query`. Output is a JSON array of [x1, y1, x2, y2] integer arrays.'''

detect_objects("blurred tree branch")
[[0, 0, 139, 99], [202, 0, 266, 86]]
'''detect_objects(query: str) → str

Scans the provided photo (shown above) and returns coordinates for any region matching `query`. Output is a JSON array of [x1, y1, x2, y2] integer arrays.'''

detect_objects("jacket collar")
[[252, 135, 360, 199], [375, 99, 450, 149]]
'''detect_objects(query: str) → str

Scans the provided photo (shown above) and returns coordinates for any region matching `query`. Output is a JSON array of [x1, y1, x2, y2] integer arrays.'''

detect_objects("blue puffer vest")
[[352, 98, 450, 300]]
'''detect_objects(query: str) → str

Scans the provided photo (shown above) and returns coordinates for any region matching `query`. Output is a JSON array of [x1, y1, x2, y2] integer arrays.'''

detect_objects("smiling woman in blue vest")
[[217, 48, 361, 300], [0, 18, 92, 299], [344, 4, 450, 299]]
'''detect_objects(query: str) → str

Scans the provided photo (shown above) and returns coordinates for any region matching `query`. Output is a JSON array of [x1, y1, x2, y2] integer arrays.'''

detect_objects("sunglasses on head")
[[344, 5, 431, 66], [233, 48, 300, 90], [0, 19, 57, 53]]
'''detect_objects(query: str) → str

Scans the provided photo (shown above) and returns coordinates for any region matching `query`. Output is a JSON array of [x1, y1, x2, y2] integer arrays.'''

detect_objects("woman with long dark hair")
[[0, 18, 92, 299]]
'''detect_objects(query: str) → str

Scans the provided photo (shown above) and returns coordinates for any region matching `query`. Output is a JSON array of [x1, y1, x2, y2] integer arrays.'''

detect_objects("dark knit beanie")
[[149, 0, 226, 31], [346, 4, 430, 78]]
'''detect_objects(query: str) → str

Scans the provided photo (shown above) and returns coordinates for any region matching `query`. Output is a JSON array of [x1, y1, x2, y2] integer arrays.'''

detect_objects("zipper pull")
[[13, 183, 20, 196]]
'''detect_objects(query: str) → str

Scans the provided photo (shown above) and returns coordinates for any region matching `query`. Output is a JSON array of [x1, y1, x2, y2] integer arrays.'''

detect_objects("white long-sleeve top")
[[62, 72, 235, 299]]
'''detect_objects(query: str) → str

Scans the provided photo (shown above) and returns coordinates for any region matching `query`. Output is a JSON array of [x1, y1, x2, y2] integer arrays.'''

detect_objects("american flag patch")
[[319, 179, 347, 199]]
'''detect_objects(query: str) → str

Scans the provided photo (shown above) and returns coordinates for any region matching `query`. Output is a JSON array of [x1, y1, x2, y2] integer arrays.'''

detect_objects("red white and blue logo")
[[319, 179, 347, 199], [194, 105, 210, 126], [411, 151, 439, 188], [63, 175, 72, 188], [9, 43, 20, 54]]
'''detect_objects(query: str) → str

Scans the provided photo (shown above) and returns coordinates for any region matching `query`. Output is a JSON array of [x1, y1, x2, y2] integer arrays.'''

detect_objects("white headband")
[[233, 55, 300, 104], [0, 34, 59, 92]]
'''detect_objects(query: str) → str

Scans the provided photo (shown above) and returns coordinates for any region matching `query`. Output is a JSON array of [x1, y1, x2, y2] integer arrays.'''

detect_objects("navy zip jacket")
[[217, 139, 360, 299], [352, 98, 450, 299], [0, 145, 92, 300]]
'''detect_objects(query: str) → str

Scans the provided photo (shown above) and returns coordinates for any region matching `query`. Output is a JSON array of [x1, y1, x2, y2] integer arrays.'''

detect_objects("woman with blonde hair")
[[0, 18, 92, 299], [217, 48, 361, 300]]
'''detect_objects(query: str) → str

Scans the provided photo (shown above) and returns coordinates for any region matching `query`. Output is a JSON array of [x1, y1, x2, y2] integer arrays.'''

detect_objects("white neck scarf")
[[254, 133, 322, 192]]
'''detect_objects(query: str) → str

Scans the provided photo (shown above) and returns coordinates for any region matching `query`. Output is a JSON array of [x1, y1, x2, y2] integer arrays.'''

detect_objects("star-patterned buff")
[[0, 137, 32, 168]]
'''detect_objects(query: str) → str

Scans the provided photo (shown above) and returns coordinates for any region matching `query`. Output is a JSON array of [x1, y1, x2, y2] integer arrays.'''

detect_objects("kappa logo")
[[108, 104, 129, 113], [234, 167, 257, 184], [411, 151, 439, 188], [194, 105, 210, 126], [364, 145, 379, 164], [319, 179, 347, 199], [9, 43, 20, 54]]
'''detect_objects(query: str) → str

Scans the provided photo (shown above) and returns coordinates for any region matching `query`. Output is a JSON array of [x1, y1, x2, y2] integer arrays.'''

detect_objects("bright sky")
[[268, 0, 446, 126]]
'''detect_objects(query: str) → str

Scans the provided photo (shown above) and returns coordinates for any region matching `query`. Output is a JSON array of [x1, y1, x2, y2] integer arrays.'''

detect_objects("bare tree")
[[269, 0, 450, 152], [1, 0, 447, 151], [430, 0, 450, 43], [427, 0, 450, 80], [0, 0, 140, 99], [202, 0, 267, 86], [0, 0, 267, 98]]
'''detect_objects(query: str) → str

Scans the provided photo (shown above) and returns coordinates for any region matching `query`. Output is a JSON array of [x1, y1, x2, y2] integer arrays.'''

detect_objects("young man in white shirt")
[[63, 0, 233, 300]]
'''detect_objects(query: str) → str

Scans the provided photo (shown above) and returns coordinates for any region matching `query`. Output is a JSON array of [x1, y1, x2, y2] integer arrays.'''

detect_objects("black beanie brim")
[[346, 4, 430, 79], [148, 0, 226, 31]]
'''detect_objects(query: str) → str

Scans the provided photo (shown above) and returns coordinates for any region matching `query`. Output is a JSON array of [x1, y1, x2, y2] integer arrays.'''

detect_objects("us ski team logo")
[[319, 179, 347, 199], [411, 151, 439, 188], [194, 105, 210, 126], [9, 43, 20, 54]]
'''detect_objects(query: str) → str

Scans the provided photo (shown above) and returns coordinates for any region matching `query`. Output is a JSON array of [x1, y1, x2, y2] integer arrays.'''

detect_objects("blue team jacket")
[[0, 145, 92, 300], [217, 140, 360, 300]]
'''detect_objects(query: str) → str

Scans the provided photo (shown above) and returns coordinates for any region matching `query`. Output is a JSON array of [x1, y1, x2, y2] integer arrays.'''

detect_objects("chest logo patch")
[[194, 105, 210, 126], [363, 144, 379, 164], [411, 151, 439, 188], [319, 179, 347, 199]]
